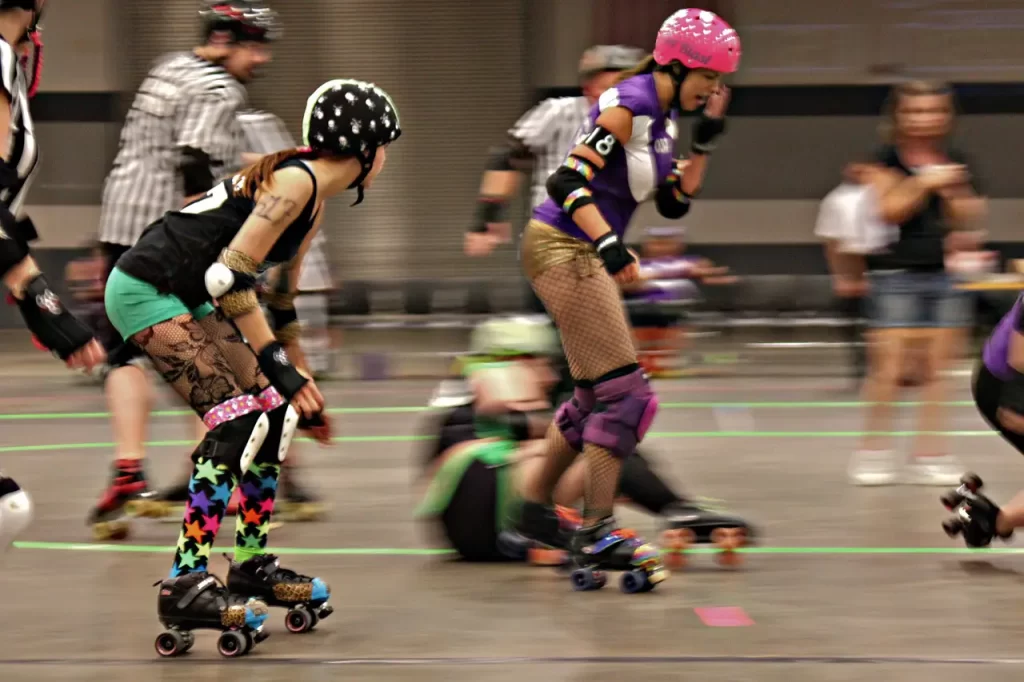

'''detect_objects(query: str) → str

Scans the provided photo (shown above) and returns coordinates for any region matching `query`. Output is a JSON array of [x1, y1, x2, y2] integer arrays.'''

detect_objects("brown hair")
[[878, 80, 955, 142], [236, 148, 317, 199], [615, 54, 657, 83]]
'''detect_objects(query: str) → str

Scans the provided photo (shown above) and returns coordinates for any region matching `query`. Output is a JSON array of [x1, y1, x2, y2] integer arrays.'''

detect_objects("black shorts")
[[973, 362, 1024, 455], [439, 460, 507, 562]]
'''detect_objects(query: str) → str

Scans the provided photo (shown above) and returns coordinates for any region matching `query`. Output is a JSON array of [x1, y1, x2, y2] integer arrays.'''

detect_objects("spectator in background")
[[815, 162, 892, 383], [848, 81, 988, 487], [624, 226, 734, 377]]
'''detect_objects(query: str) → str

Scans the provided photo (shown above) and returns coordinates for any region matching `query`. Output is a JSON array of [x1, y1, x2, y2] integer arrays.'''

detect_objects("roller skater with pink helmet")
[[510, 8, 743, 592]]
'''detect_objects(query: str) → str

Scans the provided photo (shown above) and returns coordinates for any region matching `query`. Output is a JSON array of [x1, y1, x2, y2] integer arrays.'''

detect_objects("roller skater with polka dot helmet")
[[100, 79, 400, 655]]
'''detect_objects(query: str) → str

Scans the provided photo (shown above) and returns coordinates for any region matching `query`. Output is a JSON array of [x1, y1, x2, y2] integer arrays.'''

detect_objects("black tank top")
[[866, 145, 975, 272], [116, 158, 320, 309]]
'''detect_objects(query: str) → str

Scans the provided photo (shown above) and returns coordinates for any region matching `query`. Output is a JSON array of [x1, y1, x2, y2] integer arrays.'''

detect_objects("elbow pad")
[[205, 249, 259, 319], [264, 289, 301, 343], [180, 146, 215, 197], [546, 157, 597, 217], [654, 182, 692, 220]]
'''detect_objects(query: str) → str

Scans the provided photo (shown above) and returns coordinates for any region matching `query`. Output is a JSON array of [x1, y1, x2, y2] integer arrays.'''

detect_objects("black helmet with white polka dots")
[[302, 79, 401, 205]]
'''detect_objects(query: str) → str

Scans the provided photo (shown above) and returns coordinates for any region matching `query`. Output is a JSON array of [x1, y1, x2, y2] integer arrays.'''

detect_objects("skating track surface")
[[3, 347, 1024, 682]]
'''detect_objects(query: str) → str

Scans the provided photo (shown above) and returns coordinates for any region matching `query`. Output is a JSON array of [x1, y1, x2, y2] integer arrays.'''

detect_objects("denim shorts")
[[866, 271, 973, 329]]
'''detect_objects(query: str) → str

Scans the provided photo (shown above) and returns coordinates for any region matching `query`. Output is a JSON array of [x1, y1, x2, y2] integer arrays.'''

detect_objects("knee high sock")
[[170, 455, 237, 577], [617, 450, 684, 515], [234, 461, 281, 563]]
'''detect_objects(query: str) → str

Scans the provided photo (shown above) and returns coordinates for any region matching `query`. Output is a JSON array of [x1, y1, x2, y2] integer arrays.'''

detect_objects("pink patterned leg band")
[[257, 386, 285, 412], [203, 394, 262, 431]]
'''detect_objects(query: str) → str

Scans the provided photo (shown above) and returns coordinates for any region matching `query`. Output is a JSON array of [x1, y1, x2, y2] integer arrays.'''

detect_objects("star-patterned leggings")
[[127, 311, 284, 577]]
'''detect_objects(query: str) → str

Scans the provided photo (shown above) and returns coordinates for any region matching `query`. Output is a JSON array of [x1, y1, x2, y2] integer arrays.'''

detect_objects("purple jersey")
[[532, 74, 678, 241], [983, 297, 1021, 380]]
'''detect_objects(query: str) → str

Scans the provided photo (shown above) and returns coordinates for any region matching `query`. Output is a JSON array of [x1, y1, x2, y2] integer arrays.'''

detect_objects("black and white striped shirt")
[[98, 52, 248, 247], [0, 38, 38, 222], [508, 96, 591, 209]]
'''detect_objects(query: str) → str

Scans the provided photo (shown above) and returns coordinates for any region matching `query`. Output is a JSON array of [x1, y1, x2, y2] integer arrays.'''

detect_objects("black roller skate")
[[88, 459, 161, 541], [153, 571, 269, 658], [277, 469, 327, 522], [226, 553, 333, 634], [566, 518, 667, 594], [659, 500, 753, 570], [496, 501, 572, 564], [940, 472, 1012, 548]]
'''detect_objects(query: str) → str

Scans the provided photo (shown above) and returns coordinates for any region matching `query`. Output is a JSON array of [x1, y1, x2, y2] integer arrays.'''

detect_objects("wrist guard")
[[471, 197, 507, 233], [12, 273, 95, 360], [691, 114, 727, 155], [594, 232, 635, 275], [257, 341, 308, 401]]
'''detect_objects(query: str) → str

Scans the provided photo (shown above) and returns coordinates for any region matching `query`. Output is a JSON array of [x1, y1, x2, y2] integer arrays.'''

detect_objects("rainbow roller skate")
[[567, 518, 667, 593]]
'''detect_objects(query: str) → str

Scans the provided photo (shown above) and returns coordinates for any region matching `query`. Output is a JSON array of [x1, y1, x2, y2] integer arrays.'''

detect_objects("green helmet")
[[469, 316, 559, 358]]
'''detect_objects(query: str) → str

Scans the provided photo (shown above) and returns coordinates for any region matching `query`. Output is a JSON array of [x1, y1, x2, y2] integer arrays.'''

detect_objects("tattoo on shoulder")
[[253, 193, 299, 223]]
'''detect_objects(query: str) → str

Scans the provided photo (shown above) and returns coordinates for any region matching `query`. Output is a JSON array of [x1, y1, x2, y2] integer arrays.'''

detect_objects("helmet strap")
[[348, 146, 378, 207]]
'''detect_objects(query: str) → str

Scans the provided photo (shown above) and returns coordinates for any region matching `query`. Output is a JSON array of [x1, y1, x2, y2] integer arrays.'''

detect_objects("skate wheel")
[[942, 518, 964, 538], [154, 630, 186, 658], [710, 528, 745, 567], [961, 473, 983, 492], [570, 567, 606, 591], [181, 631, 195, 653], [217, 630, 248, 658], [242, 631, 255, 654], [660, 529, 692, 571], [940, 491, 964, 511], [286, 605, 314, 633], [620, 569, 652, 595], [93, 521, 129, 542]]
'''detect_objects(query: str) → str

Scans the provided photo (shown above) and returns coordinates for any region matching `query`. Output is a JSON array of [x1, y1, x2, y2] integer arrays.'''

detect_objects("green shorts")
[[105, 267, 215, 340]]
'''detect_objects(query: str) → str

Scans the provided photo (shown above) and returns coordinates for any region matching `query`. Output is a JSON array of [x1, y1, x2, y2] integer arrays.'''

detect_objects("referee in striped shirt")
[[465, 45, 644, 256], [87, 1, 281, 538]]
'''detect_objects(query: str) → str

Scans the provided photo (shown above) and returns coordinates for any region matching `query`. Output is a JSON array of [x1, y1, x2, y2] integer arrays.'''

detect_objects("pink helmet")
[[653, 8, 741, 74]]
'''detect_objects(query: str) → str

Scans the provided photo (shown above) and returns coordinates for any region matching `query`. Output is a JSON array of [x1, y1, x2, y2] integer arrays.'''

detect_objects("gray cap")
[[578, 45, 646, 79]]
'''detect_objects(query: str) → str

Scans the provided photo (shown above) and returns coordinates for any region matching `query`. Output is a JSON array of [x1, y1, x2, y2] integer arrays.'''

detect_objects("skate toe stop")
[[311, 577, 330, 601]]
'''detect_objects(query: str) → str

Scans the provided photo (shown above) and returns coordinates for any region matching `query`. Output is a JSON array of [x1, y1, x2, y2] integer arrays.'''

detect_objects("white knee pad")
[[239, 412, 271, 474], [0, 489, 32, 555], [277, 405, 300, 463]]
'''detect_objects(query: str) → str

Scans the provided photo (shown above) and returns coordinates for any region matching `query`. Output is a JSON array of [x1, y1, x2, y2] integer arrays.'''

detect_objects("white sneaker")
[[903, 455, 963, 486], [848, 450, 898, 486]]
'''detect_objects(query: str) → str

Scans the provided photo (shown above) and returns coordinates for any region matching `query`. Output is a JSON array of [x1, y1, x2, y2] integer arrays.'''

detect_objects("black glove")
[[13, 274, 95, 360], [256, 341, 308, 401], [691, 114, 727, 155], [593, 232, 636, 275]]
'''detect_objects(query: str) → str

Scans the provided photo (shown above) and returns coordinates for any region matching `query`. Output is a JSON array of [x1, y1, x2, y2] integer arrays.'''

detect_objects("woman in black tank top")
[[849, 81, 988, 489], [101, 80, 403, 633]]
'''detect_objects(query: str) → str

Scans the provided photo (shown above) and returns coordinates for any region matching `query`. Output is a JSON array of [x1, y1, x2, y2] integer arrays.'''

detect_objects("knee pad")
[[0, 476, 32, 555], [582, 366, 659, 459], [254, 387, 300, 465], [198, 398, 271, 478], [554, 384, 596, 452]]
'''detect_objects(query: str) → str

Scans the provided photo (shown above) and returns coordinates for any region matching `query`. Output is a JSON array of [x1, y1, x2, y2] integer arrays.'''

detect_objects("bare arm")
[[267, 209, 325, 375], [220, 167, 313, 354]]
